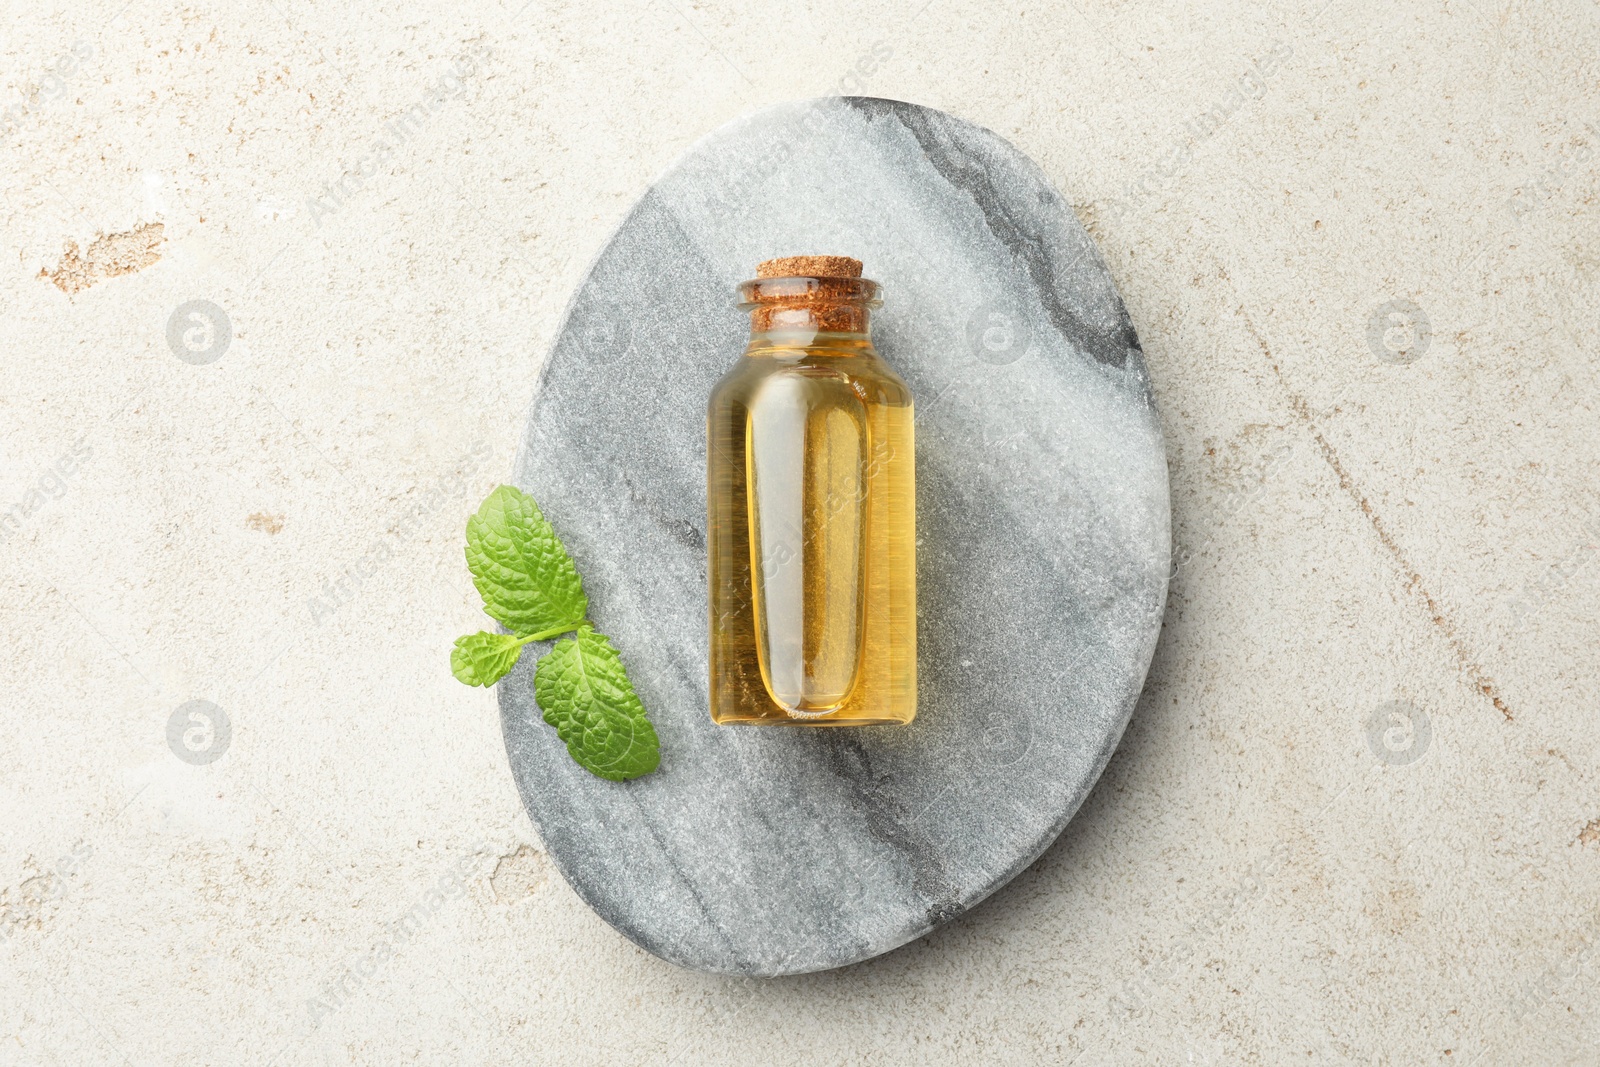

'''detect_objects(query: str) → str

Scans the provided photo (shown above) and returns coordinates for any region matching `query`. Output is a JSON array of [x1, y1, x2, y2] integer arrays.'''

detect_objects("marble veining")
[[500, 96, 1170, 976]]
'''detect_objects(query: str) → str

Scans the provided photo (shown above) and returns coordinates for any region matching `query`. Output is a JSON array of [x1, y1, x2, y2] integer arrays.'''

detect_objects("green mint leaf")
[[450, 631, 527, 687], [533, 625, 660, 781], [465, 484, 588, 634]]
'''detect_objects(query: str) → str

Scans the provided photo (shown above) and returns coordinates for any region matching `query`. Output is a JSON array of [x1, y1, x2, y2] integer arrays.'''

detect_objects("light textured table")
[[1, 0, 1596, 1062]]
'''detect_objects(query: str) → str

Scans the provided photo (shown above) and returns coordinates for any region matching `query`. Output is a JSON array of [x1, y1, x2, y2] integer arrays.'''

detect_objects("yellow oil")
[[708, 331, 916, 725]]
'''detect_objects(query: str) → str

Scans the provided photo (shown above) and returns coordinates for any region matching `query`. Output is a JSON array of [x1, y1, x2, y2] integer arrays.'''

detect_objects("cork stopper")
[[756, 256, 863, 279], [740, 255, 878, 334]]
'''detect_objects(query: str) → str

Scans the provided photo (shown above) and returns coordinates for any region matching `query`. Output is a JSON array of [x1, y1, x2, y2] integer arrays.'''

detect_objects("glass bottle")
[[707, 256, 916, 726]]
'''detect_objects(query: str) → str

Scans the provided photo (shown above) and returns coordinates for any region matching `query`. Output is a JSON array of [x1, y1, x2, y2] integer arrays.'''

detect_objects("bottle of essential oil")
[[707, 256, 916, 726]]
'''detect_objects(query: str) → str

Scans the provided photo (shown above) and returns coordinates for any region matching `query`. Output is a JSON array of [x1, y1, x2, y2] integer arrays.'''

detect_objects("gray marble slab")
[[500, 96, 1169, 976]]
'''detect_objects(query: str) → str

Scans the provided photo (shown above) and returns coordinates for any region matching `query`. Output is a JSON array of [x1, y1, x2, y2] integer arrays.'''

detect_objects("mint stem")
[[515, 622, 583, 645]]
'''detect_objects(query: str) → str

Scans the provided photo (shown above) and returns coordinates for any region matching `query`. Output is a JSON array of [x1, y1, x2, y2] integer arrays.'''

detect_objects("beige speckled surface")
[[1, 0, 1596, 1063]]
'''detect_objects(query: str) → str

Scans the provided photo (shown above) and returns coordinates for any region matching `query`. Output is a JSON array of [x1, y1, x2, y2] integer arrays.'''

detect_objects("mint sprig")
[[451, 484, 659, 781]]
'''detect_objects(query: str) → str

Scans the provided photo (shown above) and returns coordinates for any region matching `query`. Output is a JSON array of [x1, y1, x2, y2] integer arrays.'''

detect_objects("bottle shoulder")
[[709, 348, 913, 410]]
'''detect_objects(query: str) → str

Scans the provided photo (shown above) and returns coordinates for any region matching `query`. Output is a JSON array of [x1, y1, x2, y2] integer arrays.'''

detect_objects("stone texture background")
[[0, 0, 1595, 1063]]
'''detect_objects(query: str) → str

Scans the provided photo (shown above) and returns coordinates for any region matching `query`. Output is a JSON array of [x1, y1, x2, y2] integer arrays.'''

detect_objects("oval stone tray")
[[500, 96, 1169, 976]]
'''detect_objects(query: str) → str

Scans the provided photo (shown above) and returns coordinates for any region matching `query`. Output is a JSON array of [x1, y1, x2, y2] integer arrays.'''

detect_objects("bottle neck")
[[744, 328, 875, 357], [748, 304, 872, 335], [738, 275, 879, 349]]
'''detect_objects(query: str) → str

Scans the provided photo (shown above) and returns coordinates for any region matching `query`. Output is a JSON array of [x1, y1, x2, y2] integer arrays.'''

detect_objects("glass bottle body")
[[707, 325, 916, 727]]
